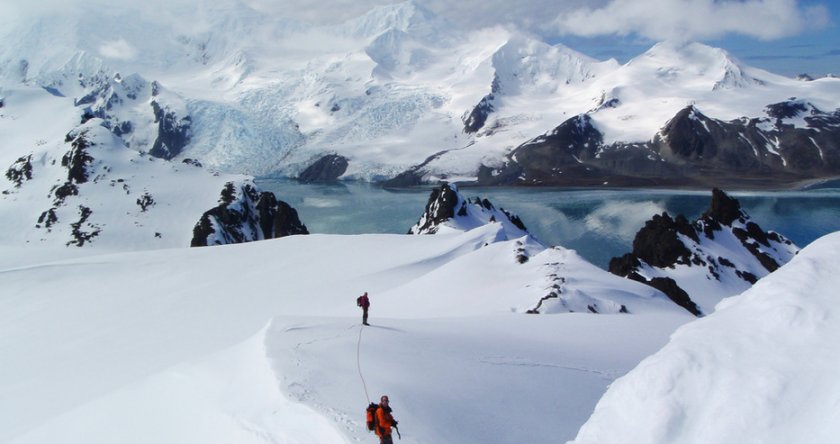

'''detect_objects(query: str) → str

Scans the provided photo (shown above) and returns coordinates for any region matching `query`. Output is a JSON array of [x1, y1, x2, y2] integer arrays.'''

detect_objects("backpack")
[[365, 402, 379, 431], [357, 296, 363, 307]]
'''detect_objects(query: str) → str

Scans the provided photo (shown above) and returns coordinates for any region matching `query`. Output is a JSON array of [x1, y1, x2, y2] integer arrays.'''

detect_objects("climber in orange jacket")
[[375, 395, 398, 443]]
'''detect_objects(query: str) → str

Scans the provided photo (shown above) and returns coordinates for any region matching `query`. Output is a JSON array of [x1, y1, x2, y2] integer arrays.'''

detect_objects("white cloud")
[[98, 38, 137, 61], [1, 0, 829, 44], [584, 200, 665, 243], [550, 0, 829, 41]]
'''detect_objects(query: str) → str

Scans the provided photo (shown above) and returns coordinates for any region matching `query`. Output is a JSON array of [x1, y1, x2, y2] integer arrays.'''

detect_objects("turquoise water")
[[256, 179, 840, 269]]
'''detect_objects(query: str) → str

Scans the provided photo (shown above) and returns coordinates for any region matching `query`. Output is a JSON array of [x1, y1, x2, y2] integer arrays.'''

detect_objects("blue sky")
[[553, 0, 839, 77]]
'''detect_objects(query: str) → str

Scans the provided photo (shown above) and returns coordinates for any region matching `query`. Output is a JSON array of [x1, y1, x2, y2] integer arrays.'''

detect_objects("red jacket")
[[375, 405, 395, 437], [357, 294, 370, 308]]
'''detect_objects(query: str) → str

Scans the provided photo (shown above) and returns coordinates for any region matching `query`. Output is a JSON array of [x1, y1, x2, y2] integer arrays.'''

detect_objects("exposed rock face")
[[149, 100, 191, 160], [471, 102, 840, 188], [191, 182, 309, 247], [62, 131, 95, 185], [297, 154, 349, 183], [463, 93, 495, 134], [463, 73, 501, 134], [477, 113, 679, 187], [408, 183, 460, 234], [408, 183, 528, 239], [609, 188, 798, 315], [5, 154, 33, 188]]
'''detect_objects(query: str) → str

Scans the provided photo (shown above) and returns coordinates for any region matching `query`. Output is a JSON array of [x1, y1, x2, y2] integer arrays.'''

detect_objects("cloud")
[[584, 200, 666, 243], [98, 38, 138, 61], [2, 0, 829, 44], [245, 0, 594, 30], [550, 0, 830, 41]]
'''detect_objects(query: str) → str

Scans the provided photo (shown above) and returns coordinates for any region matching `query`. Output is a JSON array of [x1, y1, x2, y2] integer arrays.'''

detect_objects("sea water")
[[255, 179, 840, 269]]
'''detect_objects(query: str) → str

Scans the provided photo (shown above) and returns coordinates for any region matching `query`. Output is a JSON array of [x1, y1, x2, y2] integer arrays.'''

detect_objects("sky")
[[245, 0, 840, 77], [0, 0, 837, 76]]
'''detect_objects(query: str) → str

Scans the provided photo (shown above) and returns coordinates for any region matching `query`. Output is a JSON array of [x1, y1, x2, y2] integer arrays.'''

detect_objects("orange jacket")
[[375, 405, 395, 437]]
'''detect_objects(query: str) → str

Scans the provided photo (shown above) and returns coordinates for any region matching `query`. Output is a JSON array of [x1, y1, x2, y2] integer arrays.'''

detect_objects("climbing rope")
[[356, 323, 371, 405]]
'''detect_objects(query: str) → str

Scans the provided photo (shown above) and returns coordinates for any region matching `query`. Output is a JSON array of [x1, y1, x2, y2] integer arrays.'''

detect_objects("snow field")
[[0, 227, 692, 443]]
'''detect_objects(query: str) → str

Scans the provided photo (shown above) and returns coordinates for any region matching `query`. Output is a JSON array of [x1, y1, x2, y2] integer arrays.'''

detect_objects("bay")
[[256, 179, 840, 269]]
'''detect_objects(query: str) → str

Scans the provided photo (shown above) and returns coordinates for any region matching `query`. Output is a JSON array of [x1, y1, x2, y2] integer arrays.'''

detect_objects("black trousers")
[[379, 435, 393, 444], [362, 308, 369, 325]]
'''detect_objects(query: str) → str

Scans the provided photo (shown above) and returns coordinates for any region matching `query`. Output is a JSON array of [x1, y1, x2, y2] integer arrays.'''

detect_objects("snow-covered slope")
[[570, 231, 840, 444], [0, 224, 694, 444], [3, 1, 838, 184]]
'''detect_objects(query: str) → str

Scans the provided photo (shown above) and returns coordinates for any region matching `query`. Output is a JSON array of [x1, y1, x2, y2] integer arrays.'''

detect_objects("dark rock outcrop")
[[66, 205, 100, 247], [149, 101, 191, 160], [609, 188, 798, 315], [62, 132, 94, 184], [408, 183, 460, 234], [297, 154, 349, 183], [463, 93, 495, 134], [628, 275, 702, 316], [191, 182, 309, 247], [463, 74, 501, 134], [408, 183, 529, 239], [630, 213, 696, 268], [5, 154, 33, 187]]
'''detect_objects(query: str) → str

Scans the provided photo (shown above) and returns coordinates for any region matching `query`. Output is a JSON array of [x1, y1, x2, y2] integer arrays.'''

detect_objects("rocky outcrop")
[[471, 102, 840, 188], [191, 182, 309, 247], [149, 100, 191, 160], [408, 183, 528, 239], [463, 93, 496, 134], [297, 154, 349, 183], [609, 188, 798, 315], [5, 154, 33, 188], [463, 74, 501, 134]]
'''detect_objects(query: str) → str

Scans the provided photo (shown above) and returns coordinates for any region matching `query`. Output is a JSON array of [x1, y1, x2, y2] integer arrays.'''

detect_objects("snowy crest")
[[491, 35, 612, 96], [633, 40, 764, 90], [408, 183, 530, 240], [337, 0, 450, 42], [572, 232, 840, 444]]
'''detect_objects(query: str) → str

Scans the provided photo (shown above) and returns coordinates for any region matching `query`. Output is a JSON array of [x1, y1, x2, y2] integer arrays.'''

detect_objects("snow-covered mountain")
[[0, 116, 255, 252], [609, 188, 799, 315], [3, 1, 839, 186], [2, 2, 840, 442]]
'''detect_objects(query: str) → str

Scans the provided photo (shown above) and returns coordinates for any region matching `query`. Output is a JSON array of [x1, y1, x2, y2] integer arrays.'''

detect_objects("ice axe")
[[394, 424, 401, 440]]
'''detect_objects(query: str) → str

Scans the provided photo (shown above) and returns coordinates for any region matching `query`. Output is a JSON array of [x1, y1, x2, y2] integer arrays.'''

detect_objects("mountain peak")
[[338, 0, 446, 40], [633, 40, 762, 90]]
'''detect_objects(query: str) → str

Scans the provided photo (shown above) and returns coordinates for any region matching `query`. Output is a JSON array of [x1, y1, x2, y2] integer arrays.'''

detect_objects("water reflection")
[[255, 179, 840, 269]]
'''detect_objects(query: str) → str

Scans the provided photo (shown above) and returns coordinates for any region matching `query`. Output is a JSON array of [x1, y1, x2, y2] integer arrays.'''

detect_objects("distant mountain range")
[[2, 0, 839, 188]]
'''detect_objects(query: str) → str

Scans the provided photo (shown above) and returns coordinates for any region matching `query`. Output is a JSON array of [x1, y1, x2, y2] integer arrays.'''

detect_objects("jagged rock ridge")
[[408, 183, 527, 239], [609, 188, 799, 315], [191, 183, 309, 247]]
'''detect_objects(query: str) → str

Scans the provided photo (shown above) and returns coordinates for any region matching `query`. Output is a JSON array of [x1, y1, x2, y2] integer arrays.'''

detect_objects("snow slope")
[[570, 231, 840, 444], [0, 224, 693, 443]]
